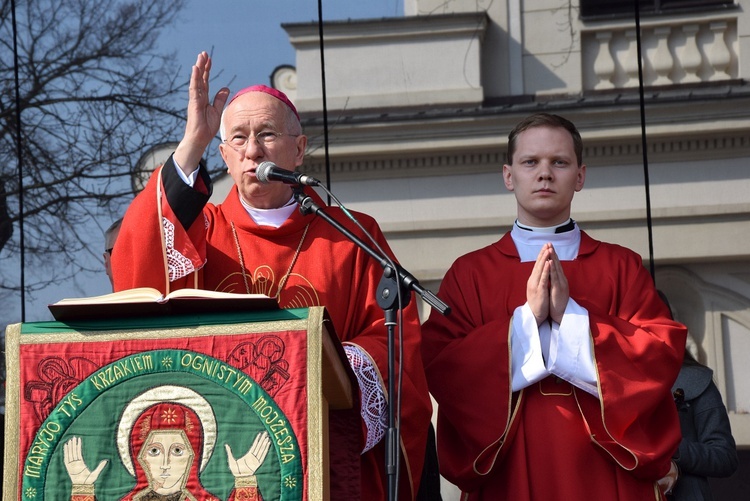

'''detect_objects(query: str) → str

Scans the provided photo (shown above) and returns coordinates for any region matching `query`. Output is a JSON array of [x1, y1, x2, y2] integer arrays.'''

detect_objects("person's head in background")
[[104, 218, 123, 289], [657, 289, 701, 364]]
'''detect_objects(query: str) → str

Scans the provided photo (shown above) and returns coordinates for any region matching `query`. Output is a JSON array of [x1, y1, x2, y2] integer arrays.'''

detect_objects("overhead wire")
[[313, 1, 404, 498], [11, 0, 26, 321], [633, 0, 656, 281], [316, 0, 332, 205]]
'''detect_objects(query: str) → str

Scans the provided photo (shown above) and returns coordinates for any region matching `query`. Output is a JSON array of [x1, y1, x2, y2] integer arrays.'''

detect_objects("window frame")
[[579, 0, 736, 20]]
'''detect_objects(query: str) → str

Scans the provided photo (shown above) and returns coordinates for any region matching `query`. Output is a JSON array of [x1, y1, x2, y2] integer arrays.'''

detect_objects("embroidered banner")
[[4, 307, 343, 501]]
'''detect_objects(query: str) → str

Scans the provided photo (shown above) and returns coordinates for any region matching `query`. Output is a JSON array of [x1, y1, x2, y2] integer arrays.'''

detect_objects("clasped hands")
[[527, 243, 569, 326]]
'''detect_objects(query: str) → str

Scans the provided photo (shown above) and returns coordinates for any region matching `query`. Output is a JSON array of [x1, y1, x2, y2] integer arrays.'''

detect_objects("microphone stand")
[[292, 189, 450, 501]]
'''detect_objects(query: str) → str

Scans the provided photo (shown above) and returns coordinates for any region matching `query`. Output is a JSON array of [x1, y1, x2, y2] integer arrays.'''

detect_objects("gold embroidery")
[[538, 377, 573, 396], [71, 484, 95, 496], [231, 222, 252, 294], [235, 475, 258, 488], [231, 222, 310, 300]]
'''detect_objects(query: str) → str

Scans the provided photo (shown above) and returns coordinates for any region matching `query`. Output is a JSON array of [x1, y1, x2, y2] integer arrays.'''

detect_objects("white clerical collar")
[[515, 218, 576, 234], [511, 219, 581, 262], [240, 193, 298, 228]]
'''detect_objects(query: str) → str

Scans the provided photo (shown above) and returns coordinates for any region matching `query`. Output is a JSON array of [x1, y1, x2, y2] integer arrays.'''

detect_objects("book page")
[[165, 288, 272, 300], [51, 287, 164, 306], [49, 287, 279, 321]]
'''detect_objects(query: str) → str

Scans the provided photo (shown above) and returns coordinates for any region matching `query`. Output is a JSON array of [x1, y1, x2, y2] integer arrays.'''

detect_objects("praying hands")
[[527, 243, 570, 326]]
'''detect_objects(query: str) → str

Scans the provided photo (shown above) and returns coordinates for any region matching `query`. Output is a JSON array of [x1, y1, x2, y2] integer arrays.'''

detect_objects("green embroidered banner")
[[5, 309, 337, 501]]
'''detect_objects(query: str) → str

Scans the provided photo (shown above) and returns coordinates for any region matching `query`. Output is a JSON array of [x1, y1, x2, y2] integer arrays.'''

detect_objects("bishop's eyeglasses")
[[223, 131, 299, 152]]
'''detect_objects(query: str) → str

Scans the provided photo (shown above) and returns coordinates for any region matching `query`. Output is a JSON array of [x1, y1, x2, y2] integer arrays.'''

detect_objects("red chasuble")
[[113, 160, 432, 500], [421, 231, 686, 501]]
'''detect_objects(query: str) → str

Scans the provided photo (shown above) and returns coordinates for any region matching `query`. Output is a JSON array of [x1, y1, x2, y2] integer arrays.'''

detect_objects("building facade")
[[212, 0, 750, 496]]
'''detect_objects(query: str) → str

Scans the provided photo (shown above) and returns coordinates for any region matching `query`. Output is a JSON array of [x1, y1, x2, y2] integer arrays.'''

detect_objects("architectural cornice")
[[300, 87, 750, 180], [282, 11, 488, 44]]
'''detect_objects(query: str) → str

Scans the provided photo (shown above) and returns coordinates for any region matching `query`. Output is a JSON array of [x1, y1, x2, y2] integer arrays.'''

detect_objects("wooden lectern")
[[3, 306, 352, 501]]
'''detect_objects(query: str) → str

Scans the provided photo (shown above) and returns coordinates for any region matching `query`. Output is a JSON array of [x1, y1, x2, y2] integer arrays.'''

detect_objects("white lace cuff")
[[344, 344, 387, 453]]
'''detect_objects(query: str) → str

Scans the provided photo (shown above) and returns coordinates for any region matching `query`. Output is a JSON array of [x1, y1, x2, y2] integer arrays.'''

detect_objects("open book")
[[49, 287, 278, 321]]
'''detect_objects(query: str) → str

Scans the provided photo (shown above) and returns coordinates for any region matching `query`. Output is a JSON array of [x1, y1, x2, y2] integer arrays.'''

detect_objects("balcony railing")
[[582, 17, 738, 90]]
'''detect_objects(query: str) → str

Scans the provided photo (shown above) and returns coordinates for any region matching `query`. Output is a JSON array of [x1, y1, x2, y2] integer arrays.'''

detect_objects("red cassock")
[[113, 159, 432, 500], [421, 231, 686, 500]]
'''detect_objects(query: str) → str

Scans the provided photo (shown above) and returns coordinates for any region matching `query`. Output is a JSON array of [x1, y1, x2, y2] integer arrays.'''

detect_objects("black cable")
[[316, 0, 332, 204], [313, 3, 403, 497], [11, 0, 25, 321], [634, 0, 656, 281], [316, 183, 405, 500]]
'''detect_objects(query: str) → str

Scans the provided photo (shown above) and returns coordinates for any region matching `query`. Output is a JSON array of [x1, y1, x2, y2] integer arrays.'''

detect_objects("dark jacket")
[[670, 363, 738, 501]]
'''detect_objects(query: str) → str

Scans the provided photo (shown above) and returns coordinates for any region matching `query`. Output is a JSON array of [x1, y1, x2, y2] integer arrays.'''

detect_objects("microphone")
[[256, 161, 320, 186]]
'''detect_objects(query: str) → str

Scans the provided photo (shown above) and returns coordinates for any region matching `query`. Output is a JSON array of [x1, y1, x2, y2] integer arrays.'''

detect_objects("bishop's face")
[[219, 91, 307, 209], [502, 125, 586, 227], [138, 430, 194, 495]]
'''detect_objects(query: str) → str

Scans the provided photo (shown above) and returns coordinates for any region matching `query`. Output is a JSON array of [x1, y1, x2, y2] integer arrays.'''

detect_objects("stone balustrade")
[[582, 16, 737, 90]]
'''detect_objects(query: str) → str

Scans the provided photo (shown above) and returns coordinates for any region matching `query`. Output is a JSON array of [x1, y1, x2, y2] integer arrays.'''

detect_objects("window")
[[580, 0, 735, 19]]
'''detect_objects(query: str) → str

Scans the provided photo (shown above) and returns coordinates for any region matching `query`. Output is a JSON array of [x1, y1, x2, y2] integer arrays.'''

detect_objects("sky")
[[8, 0, 405, 325], [163, 0, 405, 95]]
